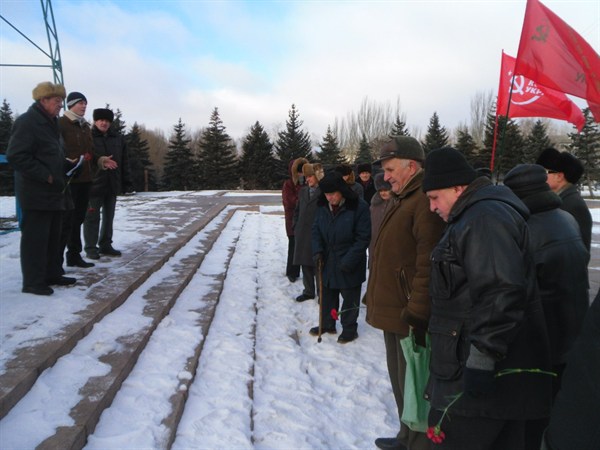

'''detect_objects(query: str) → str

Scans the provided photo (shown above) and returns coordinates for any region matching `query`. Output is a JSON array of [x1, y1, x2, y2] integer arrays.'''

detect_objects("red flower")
[[330, 309, 339, 320], [427, 426, 446, 444], [84, 152, 92, 161]]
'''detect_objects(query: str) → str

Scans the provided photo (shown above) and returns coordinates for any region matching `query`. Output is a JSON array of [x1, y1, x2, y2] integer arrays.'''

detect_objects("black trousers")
[[20, 209, 63, 288], [321, 285, 361, 333], [300, 264, 316, 297], [60, 182, 91, 261], [428, 408, 526, 450], [286, 236, 300, 278]]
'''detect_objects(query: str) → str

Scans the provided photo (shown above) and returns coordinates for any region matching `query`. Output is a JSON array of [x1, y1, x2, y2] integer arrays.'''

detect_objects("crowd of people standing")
[[6, 81, 131, 296], [283, 136, 596, 450]]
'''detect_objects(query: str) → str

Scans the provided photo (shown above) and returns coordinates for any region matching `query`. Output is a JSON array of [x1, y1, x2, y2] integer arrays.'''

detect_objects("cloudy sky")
[[1, 0, 598, 143]]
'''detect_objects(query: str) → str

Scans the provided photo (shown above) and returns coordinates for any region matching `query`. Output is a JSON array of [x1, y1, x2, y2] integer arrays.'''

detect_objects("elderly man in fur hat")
[[6, 82, 77, 295], [536, 147, 592, 255], [292, 163, 325, 302]]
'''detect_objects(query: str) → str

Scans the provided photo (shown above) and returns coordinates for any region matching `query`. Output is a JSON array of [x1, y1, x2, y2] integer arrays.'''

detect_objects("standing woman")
[[282, 157, 307, 282]]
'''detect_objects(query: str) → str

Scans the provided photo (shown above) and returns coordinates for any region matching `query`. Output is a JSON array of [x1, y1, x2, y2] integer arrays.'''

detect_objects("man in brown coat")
[[365, 137, 445, 450]]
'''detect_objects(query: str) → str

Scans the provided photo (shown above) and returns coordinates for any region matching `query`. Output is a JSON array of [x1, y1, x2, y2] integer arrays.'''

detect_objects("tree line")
[[0, 97, 598, 195]]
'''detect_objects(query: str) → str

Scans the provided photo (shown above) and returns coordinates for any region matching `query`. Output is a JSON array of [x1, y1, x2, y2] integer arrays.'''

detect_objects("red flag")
[[515, 0, 600, 121], [498, 52, 585, 131]]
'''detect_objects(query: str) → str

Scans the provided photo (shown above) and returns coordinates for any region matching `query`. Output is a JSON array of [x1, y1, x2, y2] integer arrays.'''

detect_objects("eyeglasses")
[[545, 169, 558, 174]]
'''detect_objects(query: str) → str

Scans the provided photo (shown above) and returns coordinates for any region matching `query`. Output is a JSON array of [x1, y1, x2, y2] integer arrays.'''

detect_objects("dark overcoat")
[[292, 185, 321, 266], [58, 114, 95, 183], [520, 189, 589, 365], [312, 189, 370, 289], [90, 126, 131, 196], [559, 184, 592, 254], [6, 102, 67, 211], [281, 158, 307, 236], [426, 177, 552, 420]]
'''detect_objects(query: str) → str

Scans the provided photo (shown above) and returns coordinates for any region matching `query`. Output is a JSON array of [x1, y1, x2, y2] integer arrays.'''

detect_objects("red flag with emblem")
[[498, 52, 585, 131], [514, 0, 600, 121]]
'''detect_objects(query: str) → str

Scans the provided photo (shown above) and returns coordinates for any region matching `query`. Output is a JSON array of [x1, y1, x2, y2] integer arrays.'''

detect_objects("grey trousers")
[[383, 330, 431, 450]]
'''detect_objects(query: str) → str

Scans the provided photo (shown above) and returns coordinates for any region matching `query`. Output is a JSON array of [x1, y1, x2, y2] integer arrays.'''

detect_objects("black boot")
[[67, 253, 95, 268]]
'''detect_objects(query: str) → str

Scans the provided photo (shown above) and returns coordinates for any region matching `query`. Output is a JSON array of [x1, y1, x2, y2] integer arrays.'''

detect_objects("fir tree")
[[524, 120, 552, 164], [455, 128, 479, 166], [482, 114, 525, 178], [240, 121, 278, 190], [317, 125, 345, 166], [127, 123, 156, 192], [422, 112, 449, 154], [197, 108, 239, 190], [354, 133, 372, 165], [0, 99, 14, 195], [275, 104, 312, 165], [390, 115, 410, 137], [569, 108, 600, 191], [162, 119, 197, 191], [104, 105, 126, 135]]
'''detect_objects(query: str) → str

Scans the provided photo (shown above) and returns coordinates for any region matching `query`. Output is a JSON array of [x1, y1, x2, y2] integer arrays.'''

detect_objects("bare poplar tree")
[[470, 89, 494, 146]]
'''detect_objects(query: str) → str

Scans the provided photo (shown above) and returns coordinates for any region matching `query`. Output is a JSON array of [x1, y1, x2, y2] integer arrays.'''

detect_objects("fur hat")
[[302, 163, 325, 181], [32, 81, 66, 101], [335, 164, 353, 176], [375, 136, 424, 164], [536, 148, 584, 184], [93, 108, 114, 122], [374, 172, 391, 191], [357, 163, 372, 174], [504, 164, 550, 199], [422, 147, 478, 192], [319, 172, 349, 194], [66, 91, 87, 108]]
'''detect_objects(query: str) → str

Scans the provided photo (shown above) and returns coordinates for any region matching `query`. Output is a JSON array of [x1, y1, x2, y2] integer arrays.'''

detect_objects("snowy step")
[[0, 196, 226, 420], [0, 205, 256, 449]]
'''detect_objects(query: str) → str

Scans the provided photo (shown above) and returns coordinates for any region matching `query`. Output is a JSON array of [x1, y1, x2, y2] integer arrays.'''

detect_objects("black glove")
[[464, 368, 496, 398], [412, 327, 427, 348], [313, 252, 323, 267]]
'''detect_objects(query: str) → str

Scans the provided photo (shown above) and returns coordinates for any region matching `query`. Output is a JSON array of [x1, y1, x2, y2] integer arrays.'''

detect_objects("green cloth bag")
[[400, 329, 431, 433]]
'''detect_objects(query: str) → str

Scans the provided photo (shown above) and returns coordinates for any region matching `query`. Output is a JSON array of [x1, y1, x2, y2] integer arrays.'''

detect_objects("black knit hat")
[[422, 147, 478, 192], [357, 163, 372, 174], [93, 108, 114, 122], [375, 136, 425, 164], [319, 172, 349, 194], [536, 148, 584, 184], [374, 172, 391, 191], [66, 92, 87, 109], [504, 164, 550, 199]]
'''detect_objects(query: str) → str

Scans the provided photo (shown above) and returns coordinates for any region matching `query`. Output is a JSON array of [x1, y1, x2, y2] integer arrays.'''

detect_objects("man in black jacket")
[[422, 148, 552, 449], [504, 164, 590, 449], [83, 108, 131, 259], [6, 82, 76, 295]]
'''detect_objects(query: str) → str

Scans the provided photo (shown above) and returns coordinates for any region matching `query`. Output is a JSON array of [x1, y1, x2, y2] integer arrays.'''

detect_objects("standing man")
[[365, 136, 445, 450], [292, 163, 324, 302], [84, 108, 131, 259], [357, 163, 376, 204], [58, 92, 96, 268], [536, 147, 592, 255], [309, 171, 370, 343], [504, 164, 589, 450], [423, 148, 552, 449], [6, 81, 76, 295]]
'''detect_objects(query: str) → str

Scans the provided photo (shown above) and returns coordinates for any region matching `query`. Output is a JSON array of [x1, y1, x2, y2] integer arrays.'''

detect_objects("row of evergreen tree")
[[1, 99, 599, 195]]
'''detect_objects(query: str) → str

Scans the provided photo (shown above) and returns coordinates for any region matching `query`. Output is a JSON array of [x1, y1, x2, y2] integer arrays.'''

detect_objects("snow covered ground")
[[1, 192, 599, 450], [0, 193, 398, 449]]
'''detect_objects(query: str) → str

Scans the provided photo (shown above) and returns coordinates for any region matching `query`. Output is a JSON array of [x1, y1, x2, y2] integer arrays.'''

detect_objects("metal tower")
[[0, 0, 64, 85]]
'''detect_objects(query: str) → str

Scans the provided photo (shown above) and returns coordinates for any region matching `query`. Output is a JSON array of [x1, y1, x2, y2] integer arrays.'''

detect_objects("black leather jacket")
[[426, 177, 552, 420]]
